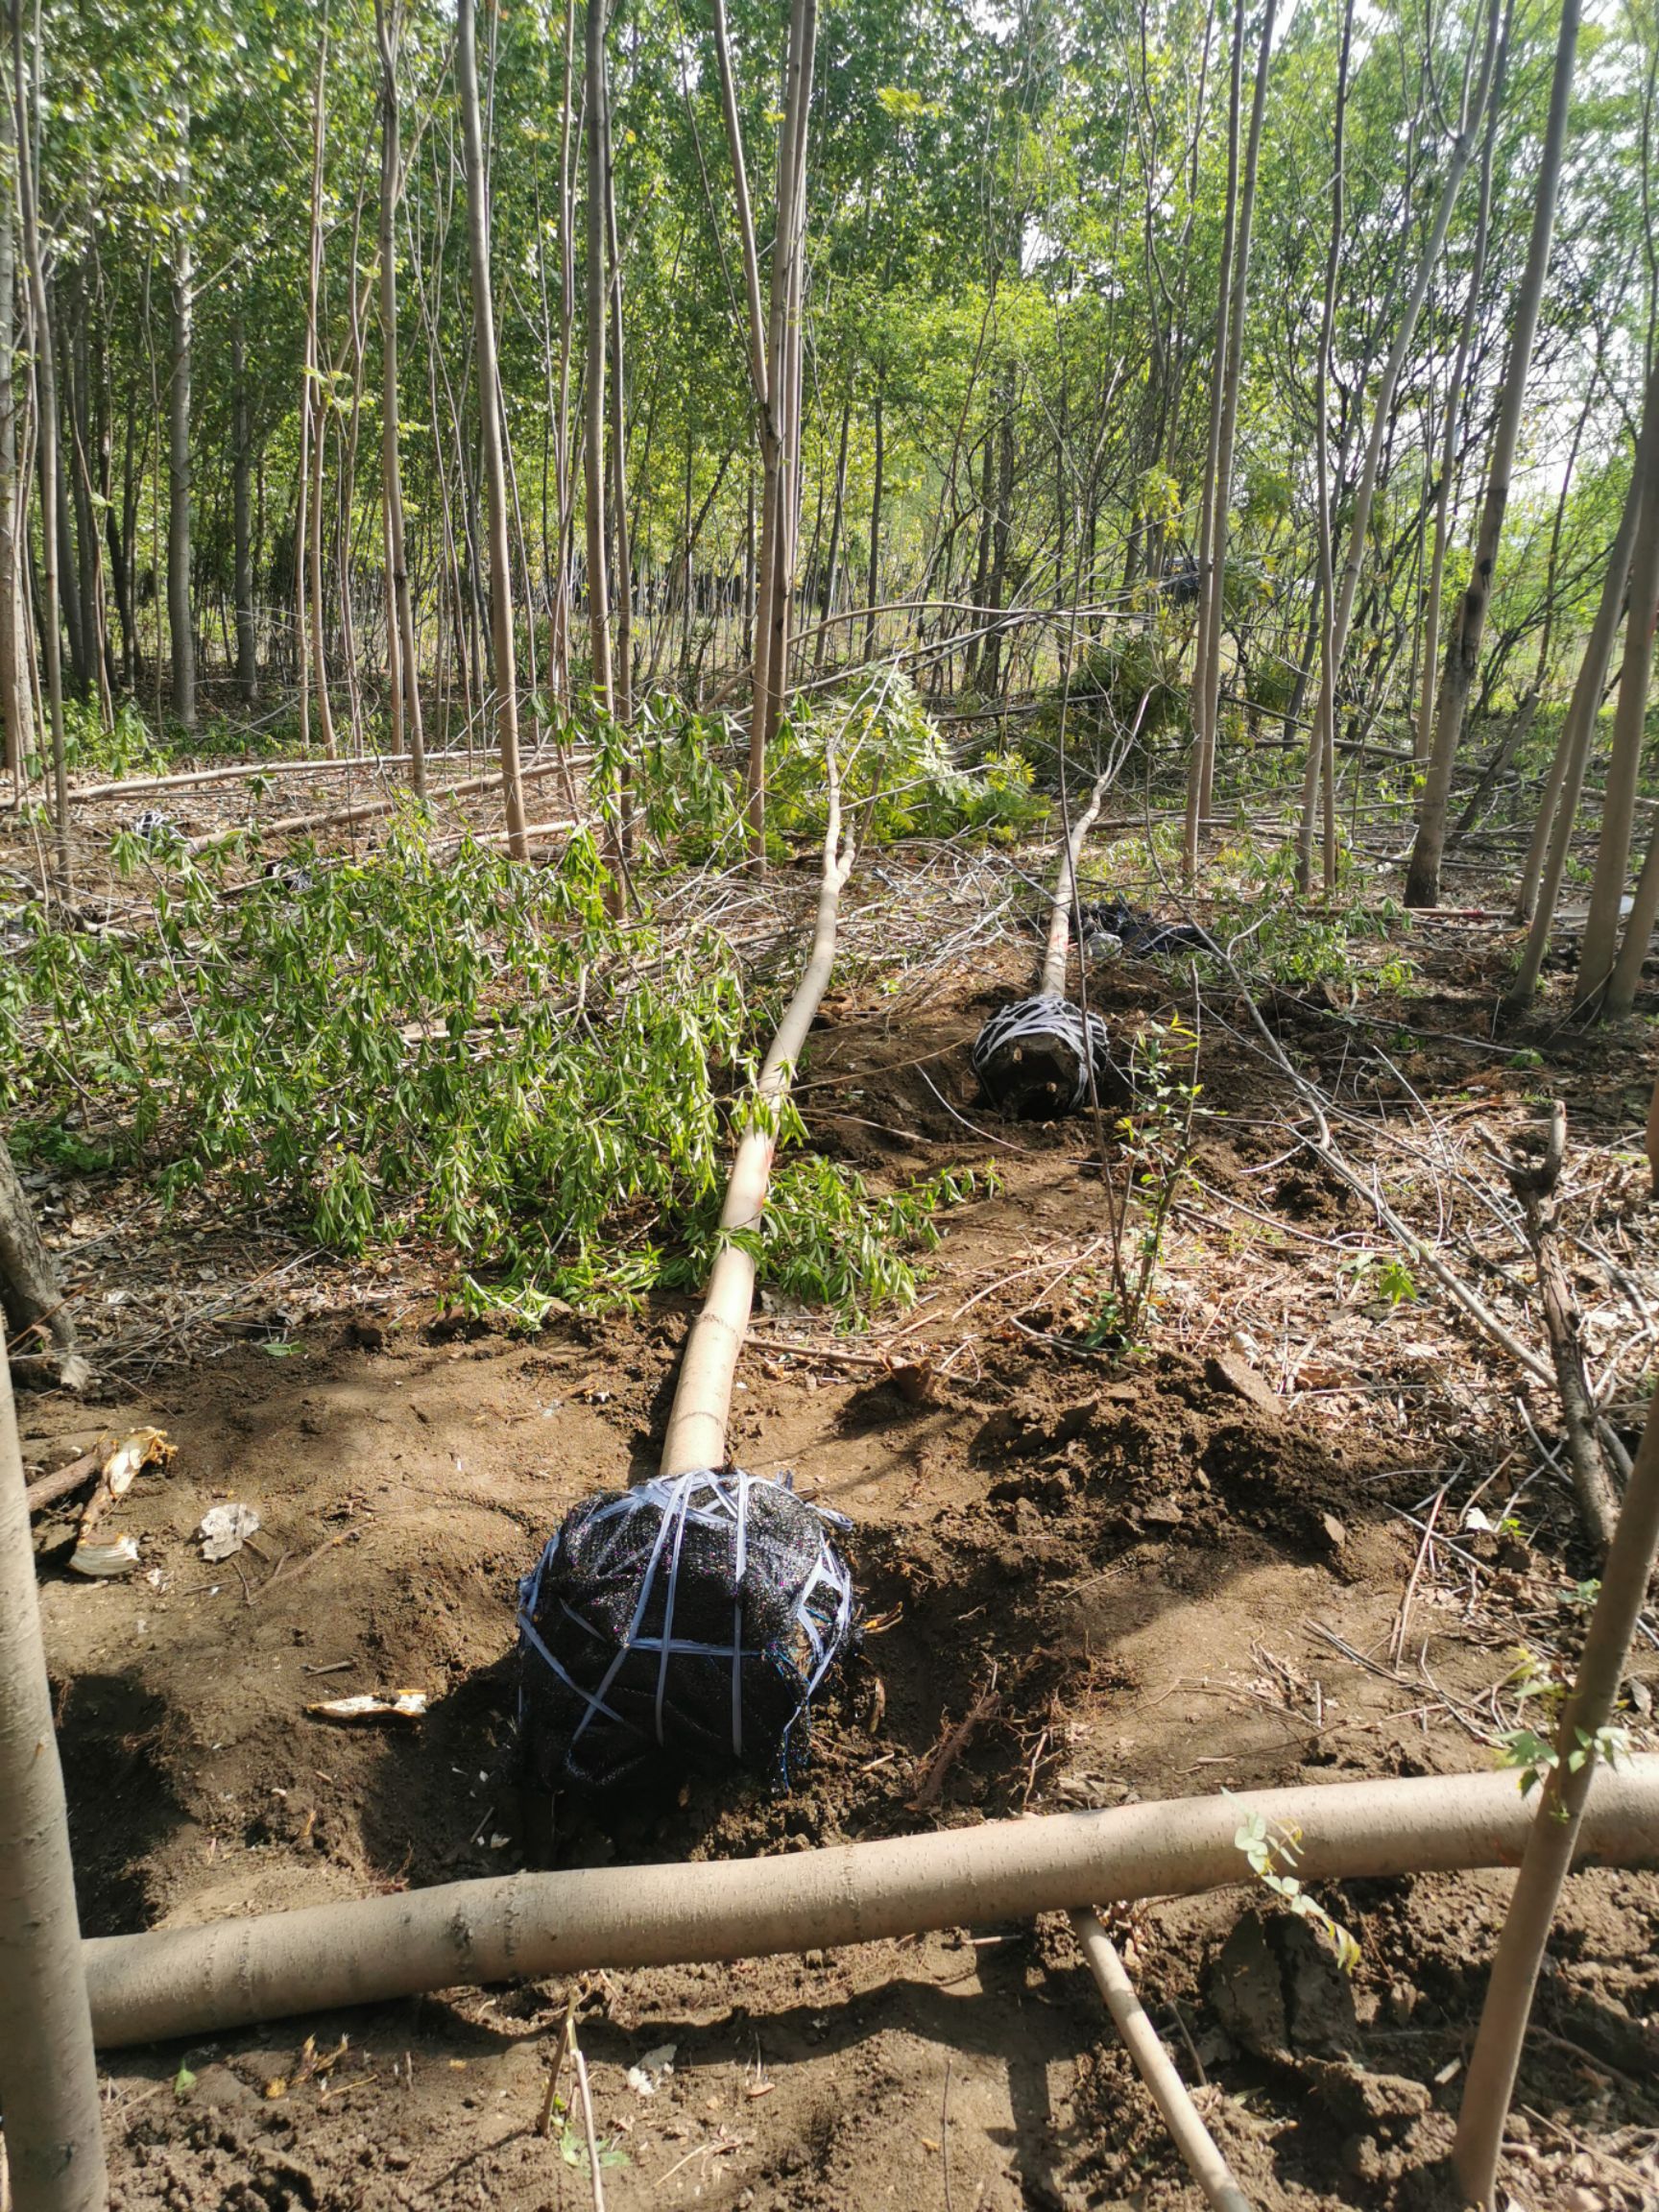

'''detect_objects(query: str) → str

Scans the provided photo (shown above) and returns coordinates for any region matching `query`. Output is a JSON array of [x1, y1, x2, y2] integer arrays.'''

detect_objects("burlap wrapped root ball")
[[517, 1468, 858, 1793], [972, 994, 1132, 1118]]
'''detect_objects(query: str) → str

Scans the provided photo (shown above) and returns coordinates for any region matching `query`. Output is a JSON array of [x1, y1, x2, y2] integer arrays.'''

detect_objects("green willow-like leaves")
[[1, 809, 974, 1318]]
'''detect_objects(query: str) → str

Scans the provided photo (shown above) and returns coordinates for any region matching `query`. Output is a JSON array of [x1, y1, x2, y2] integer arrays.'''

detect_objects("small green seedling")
[[1235, 1811, 1361, 1973]]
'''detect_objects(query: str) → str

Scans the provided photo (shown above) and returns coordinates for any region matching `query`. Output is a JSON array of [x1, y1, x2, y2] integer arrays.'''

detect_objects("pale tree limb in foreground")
[[1071, 1911, 1254, 2212], [80, 1762, 1659, 2048], [1455, 1360, 1659, 2206], [0, 1320, 108, 2211], [658, 756, 854, 1479], [1040, 761, 1118, 998]]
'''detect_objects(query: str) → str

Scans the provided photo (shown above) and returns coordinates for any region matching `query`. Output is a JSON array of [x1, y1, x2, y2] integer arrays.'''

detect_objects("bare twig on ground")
[[573, 2041, 606, 2212], [909, 1671, 1001, 1811], [1070, 1911, 1254, 2212]]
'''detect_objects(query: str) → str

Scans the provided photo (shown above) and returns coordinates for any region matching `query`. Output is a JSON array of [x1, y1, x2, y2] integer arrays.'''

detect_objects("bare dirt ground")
[[12, 796, 1659, 2211]]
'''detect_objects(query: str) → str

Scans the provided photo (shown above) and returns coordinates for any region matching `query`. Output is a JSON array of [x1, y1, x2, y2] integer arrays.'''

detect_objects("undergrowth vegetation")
[[596, 675, 1047, 864], [0, 809, 980, 1322]]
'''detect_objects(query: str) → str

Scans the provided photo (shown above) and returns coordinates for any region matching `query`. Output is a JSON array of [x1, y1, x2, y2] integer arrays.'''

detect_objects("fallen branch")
[[659, 757, 854, 1478], [185, 753, 585, 854], [1070, 1911, 1253, 2212], [83, 1759, 1659, 2048], [24, 1441, 104, 1514]]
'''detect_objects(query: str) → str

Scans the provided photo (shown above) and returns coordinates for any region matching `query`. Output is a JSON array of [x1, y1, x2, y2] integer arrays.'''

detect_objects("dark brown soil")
[[19, 917, 1659, 2212]]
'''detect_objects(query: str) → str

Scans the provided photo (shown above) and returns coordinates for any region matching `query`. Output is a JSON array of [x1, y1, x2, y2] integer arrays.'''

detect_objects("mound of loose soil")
[[21, 935, 1659, 2211]]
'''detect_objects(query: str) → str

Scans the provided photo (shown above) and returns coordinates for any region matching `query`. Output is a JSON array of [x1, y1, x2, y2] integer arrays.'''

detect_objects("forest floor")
[[11, 758, 1659, 2212]]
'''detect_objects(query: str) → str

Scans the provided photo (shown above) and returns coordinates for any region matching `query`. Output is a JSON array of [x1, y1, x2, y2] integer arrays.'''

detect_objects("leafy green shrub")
[[769, 670, 1046, 846], [1023, 628, 1189, 774], [1, 807, 971, 1319], [60, 697, 171, 779]]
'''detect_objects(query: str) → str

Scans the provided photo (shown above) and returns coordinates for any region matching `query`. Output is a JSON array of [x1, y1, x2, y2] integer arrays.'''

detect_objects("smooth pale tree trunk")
[[168, 167, 195, 731], [1294, 0, 1352, 894], [1307, 0, 1501, 838], [1186, 0, 1275, 871], [13, 0, 68, 878], [0, 1320, 108, 2212], [1447, 382, 1590, 856], [1605, 805, 1659, 1020], [457, 0, 528, 856], [1404, 0, 1579, 909], [980, 371, 1015, 695], [1454, 1375, 1659, 2205], [547, 0, 578, 702], [1574, 358, 1659, 1009], [376, 0, 425, 795], [583, 0, 613, 713], [0, 52, 24, 783], [603, 54, 632, 732], [298, 22, 335, 756], [50, 326, 86, 701], [864, 382, 884, 662], [1414, 14, 1504, 768], [1506, 449, 1644, 968], [231, 323, 257, 702], [710, 0, 814, 858], [1188, 0, 1241, 854], [814, 396, 850, 671]]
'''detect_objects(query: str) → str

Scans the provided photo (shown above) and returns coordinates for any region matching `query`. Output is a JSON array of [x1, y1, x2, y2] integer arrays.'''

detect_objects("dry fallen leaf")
[[104, 1427, 175, 1498], [199, 1503, 262, 1561]]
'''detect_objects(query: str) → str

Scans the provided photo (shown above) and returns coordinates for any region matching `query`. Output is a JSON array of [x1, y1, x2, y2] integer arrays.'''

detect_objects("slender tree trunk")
[[376, 0, 424, 794], [980, 367, 1016, 697], [583, 0, 613, 713], [1404, 0, 1579, 909], [710, 0, 814, 859], [1454, 1373, 1659, 2207], [814, 395, 850, 671], [0, 51, 23, 783], [603, 48, 632, 732], [1187, 0, 1242, 850], [863, 381, 884, 662], [1447, 382, 1589, 856], [168, 155, 195, 730], [231, 323, 257, 703], [13, 1, 67, 878], [48, 325, 86, 704], [1186, 0, 1275, 876], [1506, 397, 1653, 998], [1294, 0, 1352, 894], [548, 0, 578, 703], [458, 0, 528, 855], [0, 1319, 108, 2212], [1591, 377, 1659, 1016], [1309, 0, 1501, 841], [742, 467, 755, 662], [299, 23, 335, 755], [1414, 20, 1504, 771]]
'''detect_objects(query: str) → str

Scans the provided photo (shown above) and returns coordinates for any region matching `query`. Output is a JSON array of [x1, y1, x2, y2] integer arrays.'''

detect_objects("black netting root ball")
[[517, 1467, 858, 1795], [972, 993, 1131, 1119]]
